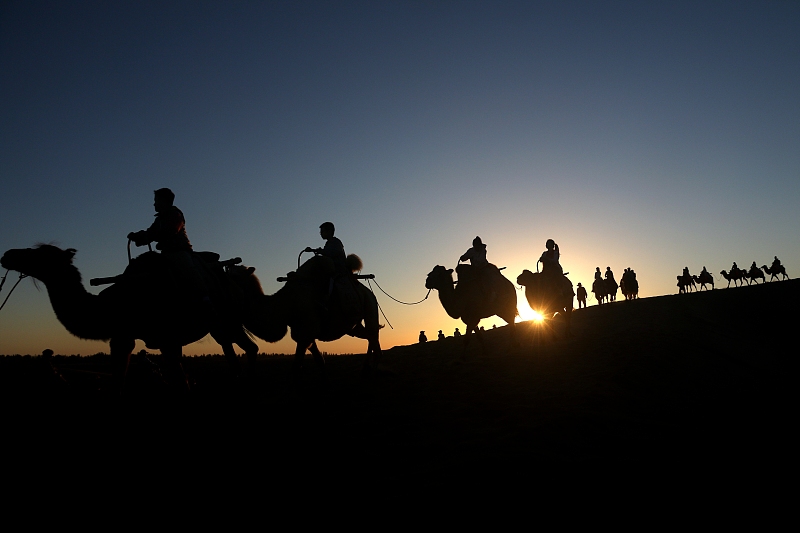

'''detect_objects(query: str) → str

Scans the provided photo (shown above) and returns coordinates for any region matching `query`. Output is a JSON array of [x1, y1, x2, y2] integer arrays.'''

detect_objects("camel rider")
[[606, 266, 616, 283], [538, 239, 563, 277], [460, 236, 500, 300], [306, 222, 358, 311], [701, 266, 709, 276], [731, 261, 738, 273], [460, 236, 489, 269], [306, 222, 347, 274], [750, 261, 758, 273], [127, 188, 208, 301], [594, 267, 603, 283], [772, 256, 782, 270]]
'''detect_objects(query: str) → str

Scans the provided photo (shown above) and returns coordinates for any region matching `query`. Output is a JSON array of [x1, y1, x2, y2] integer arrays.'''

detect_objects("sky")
[[1, 0, 798, 355]]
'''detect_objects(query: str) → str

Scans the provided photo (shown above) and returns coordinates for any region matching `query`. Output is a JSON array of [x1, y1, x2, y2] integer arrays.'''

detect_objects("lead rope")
[[0, 270, 29, 312]]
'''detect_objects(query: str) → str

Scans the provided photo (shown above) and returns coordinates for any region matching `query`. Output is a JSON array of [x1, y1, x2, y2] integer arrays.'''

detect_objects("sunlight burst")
[[518, 307, 545, 323]]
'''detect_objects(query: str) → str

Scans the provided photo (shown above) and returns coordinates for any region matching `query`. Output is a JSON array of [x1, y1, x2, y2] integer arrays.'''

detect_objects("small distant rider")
[[437, 330, 445, 341], [606, 266, 616, 283], [594, 267, 603, 283], [419, 331, 427, 344], [772, 256, 781, 270], [731, 261, 738, 273], [576, 282, 587, 309]]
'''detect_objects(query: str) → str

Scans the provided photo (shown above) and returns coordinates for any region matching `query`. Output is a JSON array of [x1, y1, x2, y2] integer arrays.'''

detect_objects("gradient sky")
[[1, 1, 798, 355]]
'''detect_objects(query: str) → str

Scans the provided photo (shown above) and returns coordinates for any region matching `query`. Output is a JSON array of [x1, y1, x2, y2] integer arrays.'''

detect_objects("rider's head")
[[545, 238, 555, 250], [319, 221, 335, 239], [473, 236, 484, 248], [153, 188, 175, 212]]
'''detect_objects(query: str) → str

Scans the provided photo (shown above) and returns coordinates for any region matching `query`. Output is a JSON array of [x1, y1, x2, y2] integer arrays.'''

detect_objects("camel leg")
[[308, 341, 327, 371], [231, 327, 259, 373], [162, 345, 189, 393], [110, 337, 135, 394], [293, 340, 313, 378]]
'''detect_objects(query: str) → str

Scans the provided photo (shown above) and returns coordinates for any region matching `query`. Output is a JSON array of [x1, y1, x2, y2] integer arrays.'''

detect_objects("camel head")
[[1, 245, 78, 283], [516, 269, 535, 287], [425, 265, 454, 291]]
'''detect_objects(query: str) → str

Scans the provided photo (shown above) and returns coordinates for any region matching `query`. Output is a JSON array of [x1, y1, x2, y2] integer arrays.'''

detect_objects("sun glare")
[[517, 308, 545, 323]]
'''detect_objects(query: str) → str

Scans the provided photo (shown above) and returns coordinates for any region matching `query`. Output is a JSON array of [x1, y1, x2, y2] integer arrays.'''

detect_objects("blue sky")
[[1, 1, 798, 355]]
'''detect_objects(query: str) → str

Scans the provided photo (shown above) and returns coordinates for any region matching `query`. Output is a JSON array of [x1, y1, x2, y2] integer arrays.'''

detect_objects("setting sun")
[[518, 307, 545, 323]]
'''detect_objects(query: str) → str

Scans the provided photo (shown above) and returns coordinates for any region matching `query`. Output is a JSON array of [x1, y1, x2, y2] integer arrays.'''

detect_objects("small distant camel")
[[425, 264, 518, 350], [516, 270, 573, 338], [620, 270, 638, 300], [745, 265, 765, 285], [761, 264, 789, 282], [720, 269, 746, 288], [692, 271, 715, 291], [677, 273, 696, 293], [592, 278, 608, 304], [605, 276, 619, 302]]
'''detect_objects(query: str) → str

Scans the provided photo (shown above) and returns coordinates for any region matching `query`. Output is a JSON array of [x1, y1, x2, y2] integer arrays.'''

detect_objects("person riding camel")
[[459, 236, 499, 300], [594, 267, 603, 283], [606, 266, 616, 283], [538, 239, 563, 277], [460, 236, 489, 269], [772, 256, 782, 270], [127, 188, 208, 302], [305, 222, 359, 313], [306, 222, 347, 276], [128, 188, 192, 253]]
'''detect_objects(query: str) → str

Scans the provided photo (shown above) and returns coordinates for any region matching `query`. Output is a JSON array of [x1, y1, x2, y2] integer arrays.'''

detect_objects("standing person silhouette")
[[576, 283, 587, 309]]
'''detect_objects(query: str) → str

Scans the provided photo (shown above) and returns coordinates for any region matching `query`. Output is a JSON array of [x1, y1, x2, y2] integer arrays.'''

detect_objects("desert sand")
[[2, 279, 795, 487]]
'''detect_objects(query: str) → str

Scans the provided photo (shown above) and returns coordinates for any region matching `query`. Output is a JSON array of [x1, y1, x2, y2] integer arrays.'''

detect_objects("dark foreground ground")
[[2, 280, 796, 490]]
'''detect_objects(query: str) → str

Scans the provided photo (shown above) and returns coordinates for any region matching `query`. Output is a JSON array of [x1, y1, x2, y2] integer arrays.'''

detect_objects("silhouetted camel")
[[692, 271, 715, 291], [592, 278, 608, 304], [516, 270, 573, 338], [0, 245, 259, 390], [620, 270, 639, 300], [761, 264, 789, 282], [746, 265, 765, 285], [226, 255, 383, 375], [677, 273, 696, 294], [720, 269, 746, 288], [425, 265, 517, 351]]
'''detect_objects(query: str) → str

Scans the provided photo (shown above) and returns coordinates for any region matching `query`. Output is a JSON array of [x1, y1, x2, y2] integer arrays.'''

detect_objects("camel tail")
[[347, 253, 363, 273]]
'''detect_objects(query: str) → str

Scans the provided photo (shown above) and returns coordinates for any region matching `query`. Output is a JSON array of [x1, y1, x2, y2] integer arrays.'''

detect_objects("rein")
[[0, 270, 29, 312]]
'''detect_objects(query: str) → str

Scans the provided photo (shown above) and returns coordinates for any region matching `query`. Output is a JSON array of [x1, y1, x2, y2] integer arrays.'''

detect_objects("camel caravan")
[[0, 189, 790, 391], [679, 257, 788, 293], [589, 266, 638, 304]]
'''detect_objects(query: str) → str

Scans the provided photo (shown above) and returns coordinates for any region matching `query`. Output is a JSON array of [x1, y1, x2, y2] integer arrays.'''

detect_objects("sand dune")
[[2, 279, 795, 486]]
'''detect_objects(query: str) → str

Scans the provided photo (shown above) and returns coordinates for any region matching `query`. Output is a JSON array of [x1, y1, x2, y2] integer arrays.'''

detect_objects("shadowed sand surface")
[[3, 280, 795, 487]]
